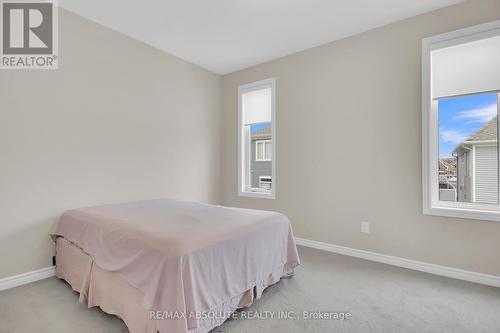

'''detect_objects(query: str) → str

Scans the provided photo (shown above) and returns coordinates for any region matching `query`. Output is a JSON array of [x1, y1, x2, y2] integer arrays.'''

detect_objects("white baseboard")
[[295, 237, 500, 288], [0, 266, 55, 292], [2, 240, 499, 291]]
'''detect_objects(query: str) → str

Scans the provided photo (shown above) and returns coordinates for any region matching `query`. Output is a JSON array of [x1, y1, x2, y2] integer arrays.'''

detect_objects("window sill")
[[424, 202, 500, 222], [239, 191, 275, 200]]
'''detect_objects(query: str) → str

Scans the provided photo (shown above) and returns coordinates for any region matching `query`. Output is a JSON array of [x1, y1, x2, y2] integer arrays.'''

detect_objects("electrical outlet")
[[361, 221, 370, 233]]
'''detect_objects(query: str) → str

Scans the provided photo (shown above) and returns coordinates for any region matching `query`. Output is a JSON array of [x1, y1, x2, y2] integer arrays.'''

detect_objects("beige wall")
[[221, 0, 500, 276], [0, 10, 222, 278], [2, 0, 500, 280]]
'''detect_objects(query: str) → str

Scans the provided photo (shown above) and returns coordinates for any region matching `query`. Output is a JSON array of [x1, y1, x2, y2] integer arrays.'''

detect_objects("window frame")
[[238, 78, 276, 199], [255, 139, 272, 162], [422, 20, 500, 222]]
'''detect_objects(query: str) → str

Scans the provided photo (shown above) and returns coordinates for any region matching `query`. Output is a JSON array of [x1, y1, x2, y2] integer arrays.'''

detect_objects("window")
[[238, 78, 276, 199], [259, 176, 272, 190], [256, 140, 272, 161], [422, 20, 500, 221]]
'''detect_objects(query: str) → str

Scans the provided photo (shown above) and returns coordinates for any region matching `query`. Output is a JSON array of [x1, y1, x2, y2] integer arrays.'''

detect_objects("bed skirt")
[[55, 237, 294, 333]]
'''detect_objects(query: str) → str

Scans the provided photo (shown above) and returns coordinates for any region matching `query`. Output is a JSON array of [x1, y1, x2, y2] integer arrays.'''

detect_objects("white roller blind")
[[432, 35, 500, 99], [242, 87, 271, 125]]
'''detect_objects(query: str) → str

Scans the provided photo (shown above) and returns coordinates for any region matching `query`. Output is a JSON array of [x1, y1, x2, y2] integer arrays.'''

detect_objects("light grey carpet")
[[1, 246, 499, 333]]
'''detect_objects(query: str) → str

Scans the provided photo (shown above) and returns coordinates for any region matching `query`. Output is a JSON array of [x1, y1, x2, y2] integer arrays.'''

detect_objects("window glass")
[[265, 141, 272, 160], [438, 93, 498, 204], [257, 142, 264, 160], [250, 127, 272, 189]]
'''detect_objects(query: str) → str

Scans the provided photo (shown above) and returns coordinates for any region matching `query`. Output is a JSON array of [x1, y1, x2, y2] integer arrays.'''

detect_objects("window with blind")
[[422, 20, 500, 221], [238, 79, 276, 199]]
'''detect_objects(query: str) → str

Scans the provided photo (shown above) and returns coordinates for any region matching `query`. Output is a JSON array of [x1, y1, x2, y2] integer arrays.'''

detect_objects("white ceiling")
[[60, 0, 463, 75]]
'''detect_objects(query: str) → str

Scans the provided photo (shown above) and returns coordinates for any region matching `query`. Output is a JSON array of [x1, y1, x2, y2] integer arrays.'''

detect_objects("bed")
[[50, 199, 300, 333]]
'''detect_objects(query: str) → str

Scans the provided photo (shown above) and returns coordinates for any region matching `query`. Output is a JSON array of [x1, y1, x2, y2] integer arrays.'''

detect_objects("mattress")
[[50, 199, 300, 333]]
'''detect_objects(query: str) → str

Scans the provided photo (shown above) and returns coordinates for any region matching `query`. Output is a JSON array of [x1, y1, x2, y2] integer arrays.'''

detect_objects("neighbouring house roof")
[[453, 116, 497, 154], [251, 126, 272, 140], [468, 116, 497, 141], [439, 158, 456, 171]]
